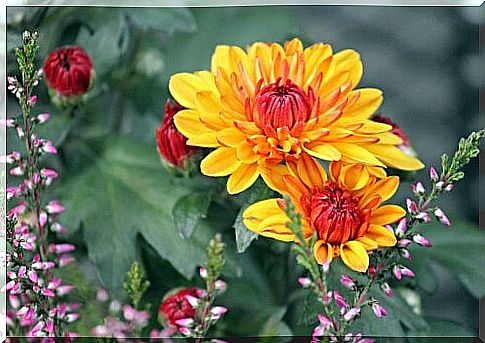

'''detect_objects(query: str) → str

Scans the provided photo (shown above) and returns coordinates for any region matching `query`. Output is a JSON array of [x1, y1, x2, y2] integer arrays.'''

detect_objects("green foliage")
[[172, 191, 212, 239], [123, 262, 150, 310]]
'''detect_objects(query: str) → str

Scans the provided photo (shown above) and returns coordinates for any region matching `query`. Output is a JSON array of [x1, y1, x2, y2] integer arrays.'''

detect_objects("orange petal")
[[313, 240, 334, 264], [365, 224, 397, 247]]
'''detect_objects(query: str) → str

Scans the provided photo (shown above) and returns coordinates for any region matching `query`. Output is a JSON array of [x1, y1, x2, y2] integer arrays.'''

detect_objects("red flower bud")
[[43, 46, 93, 96], [159, 288, 201, 328], [156, 100, 198, 170], [372, 114, 417, 157]]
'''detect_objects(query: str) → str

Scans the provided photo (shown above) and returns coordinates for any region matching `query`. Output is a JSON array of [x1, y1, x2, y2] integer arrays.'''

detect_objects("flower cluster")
[[154, 234, 228, 341], [4, 31, 78, 339]]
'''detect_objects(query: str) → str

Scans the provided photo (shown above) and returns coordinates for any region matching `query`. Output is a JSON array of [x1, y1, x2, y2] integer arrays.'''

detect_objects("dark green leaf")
[[233, 208, 258, 253], [407, 318, 475, 340], [172, 191, 212, 239], [125, 8, 196, 33], [59, 136, 233, 293]]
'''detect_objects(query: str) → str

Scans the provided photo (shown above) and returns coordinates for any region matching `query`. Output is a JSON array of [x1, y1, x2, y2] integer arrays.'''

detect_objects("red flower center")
[[254, 79, 310, 135], [302, 183, 369, 245], [160, 288, 199, 327]]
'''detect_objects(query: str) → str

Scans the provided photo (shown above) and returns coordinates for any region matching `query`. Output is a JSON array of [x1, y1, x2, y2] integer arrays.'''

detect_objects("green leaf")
[[407, 318, 475, 340], [411, 219, 485, 298], [172, 191, 211, 239], [125, 8, 196, 33], [58, 136, 231, 293], [233, 208, 258, 253]]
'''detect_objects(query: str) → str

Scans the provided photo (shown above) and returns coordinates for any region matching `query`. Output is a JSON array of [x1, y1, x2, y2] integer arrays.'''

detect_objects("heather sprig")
[[4, 30, 79, 338], [123, 262, 150, 311]]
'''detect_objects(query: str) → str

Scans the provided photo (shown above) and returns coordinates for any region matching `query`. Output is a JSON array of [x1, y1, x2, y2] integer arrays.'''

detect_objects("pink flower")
[[413, 234, 432, 247], [298, 277, 312, 288], [372, 303, 388, 318], [49, 243, 75, 254], [97, 288, 109, 302], [333, 290, 348, 309], [41, 140, 57, 154], [57, 285, 75, 296], [381, 283, 393, 297], [340, 275, 355, 289], [45, 200, 64, 214], [412, 182, 425, 195], [343, 307, 360, 321], [434, 208, 451, 227], [394, 218, 407, 237], [37, 113, 51, 124], [429, 167, 439, 182], [175, 318, 194, 327], [406, 199, 418, 213]]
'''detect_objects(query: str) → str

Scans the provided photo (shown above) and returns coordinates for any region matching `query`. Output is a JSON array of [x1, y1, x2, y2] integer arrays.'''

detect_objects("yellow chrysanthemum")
[[243, 159, 404, 272], [169, 38, 424, 194]]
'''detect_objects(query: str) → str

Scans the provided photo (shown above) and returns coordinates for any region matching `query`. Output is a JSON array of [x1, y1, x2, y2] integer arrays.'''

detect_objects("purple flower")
[[413, 234, 432, 247], [333, 290, 348, 309], [340, 275, 355, 289], [46, 200, 64, 214], [429, 167, 439, 182], [372, 303, 388, 318]]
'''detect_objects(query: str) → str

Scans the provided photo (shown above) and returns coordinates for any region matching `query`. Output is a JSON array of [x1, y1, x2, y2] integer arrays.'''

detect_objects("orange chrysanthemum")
[[169, 38, 424, 194], [243, 158, 404, 272]]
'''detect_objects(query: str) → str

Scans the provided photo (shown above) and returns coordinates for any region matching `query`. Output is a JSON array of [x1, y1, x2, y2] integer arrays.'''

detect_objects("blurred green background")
[[6, 5, 484, 339]]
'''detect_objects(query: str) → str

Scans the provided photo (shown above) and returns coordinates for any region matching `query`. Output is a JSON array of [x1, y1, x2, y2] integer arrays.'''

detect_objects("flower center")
[[254, 79, 310, 136], [303, 183, 367, 245], [61, 52, 71, 71]]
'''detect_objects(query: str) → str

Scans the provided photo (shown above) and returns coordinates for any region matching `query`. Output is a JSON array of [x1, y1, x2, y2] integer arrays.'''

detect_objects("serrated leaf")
[[172, 191, 211, 239], [58, 136, 230, 294]]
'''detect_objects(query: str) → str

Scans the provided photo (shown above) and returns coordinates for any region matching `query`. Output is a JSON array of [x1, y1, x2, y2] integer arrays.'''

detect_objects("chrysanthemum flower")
[[159, 288, 201, 328], [242, 158, 404, 272], [169, 38, 424, 194]]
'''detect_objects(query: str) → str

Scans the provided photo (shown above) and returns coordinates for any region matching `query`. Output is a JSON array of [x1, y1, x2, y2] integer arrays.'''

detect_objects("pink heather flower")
[[59, 254, 75, 267], [343, 307, 360, 321], [340, 275, 355, 289], [32, 261, 55, 270], [406, 199, 418, 213], [184, 294, 200, 308], [312, 325, 325, 338], [322, 291, 333, 305], [97, 288, 109, 302], [45, 319, 54, 334], [7, 76, 16, 84], [16, 126, 24, 138], [211, 306, 228, 316], [400, 248, 412, 260], [10, 166, 24, 176], [6, 186, 19, 199], [50, 222, 66, 234], [0, 118, 15, 127], [199, 267, 208, 278], [393, 265, 415, 280], [42, 288, 56, 297], [395, 218, 407, 237], [429, 167, 439, 182], [416, 211, 431, 223], [381, 283, 393, 297], [412, 182, 425, 195], [41, 140, 57, 154], [39, 212, 48, 228], [398, 239, 412, 248], [214, 280, 227, 292], [57, 285, 75, 296], [444, 184, 454, 192], [66, 313, 80, 323], [317, 314, 333, 329], [298, 277, 312, 288], [392, 265, 402, 280], [37, 113, 51, 124], [413, 234, 432, 247], [32, 172, 41, 184], [1, 151, 20, 164], [322, 261, 330, 273], [49, 243, 75, 254], [368, 265, 377, 277], [434, 208, 451, 227], [333, 290, 348, 309], [436, 181, 445, 190], [400, 266, 415, 278], [8, 202, 27, 218], [27, 95, 37, 106], [46, 200, 65, 214], [179, 326, 191, 336], [175, 318, 194, 327], [372, 303, 388, 318], [27, 270, 38, 284]]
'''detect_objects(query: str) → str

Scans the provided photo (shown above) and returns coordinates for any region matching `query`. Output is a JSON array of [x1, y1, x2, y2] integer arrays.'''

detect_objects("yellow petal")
[[356, 120, 393, 134], [341, 164, 369, 190], [200, 147, 240, 177], [236, 140, 258, 164], [217, 127, 246, 147], [227, 163, 259, 195], [367, 166, 387, 179], [195, 91, 226, 129], [331, 143, 386, 167], [174, 110, 219, 148], [257, 214, 294, 242], [365, 145, 425, 171], [356, 236, 378, 251], [343, 89, 383, 119], [368, 176, 400, 202], [243, 198, 285, 231], [260, 163, 291, 193], [287, 154, 327, 189], [365, 224, 397, 247], [313, 240, 334, 264], [211, 46, 231, 74], [370, 205, 406, 225], [372, 132, 403, 145], [169, 73, 213, 109], [303, 142, 342, 161], [340, 241, 369, 272]]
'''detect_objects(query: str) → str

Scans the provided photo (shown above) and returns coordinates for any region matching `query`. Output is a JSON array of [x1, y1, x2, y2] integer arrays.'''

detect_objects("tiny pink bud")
[[37, 113, 50, 124], [16, 126, 25, 138], [184, 295, 199, 308], [7, 76, 16, 84], [214, 280, 227, 292], [444, 184, 454, 192], [322, 291, 333, 305], [400, 248, 412, 260], [434, 208, 451, 227], [413, 234, 432, 247], [49, 243, 75, 254], [59, 255, 75, 267], [416, 211, 431, 222], [211, 306, 228, 316], [96, 288, 109, 302], [41, 140, 57, 154], [27, 270, 38, 284], [400, 266, 415, 278], [333, 290, 348, 309], [199, 267, 208, 278], [32, 261, 55, 270], [39, 212, 48, 228], [28, 95, 37, 106], [406, 199, 418, 213], [10, 166, 24, 176], [0, 118, 15, 127], [381, 283, 393, 297], [343, 307, 360, 321], [317, 314, 332, 327], [340, 275, 355, 289], [392, 265, 402, 280], [412, 182, 425, 195], [298, 277, 312, 288], [179, 327, 191, 336], [322, 261, 330, 273], [57, 285, 75, 296], [398, 239, 412, 248], [66, 313, 80, 323], [50, 222, 66, 234], [372, 303, 388, 318], [429, 167, 439, 182], [175, 318, 194, 327], [313, 325, 325, 338], [436, 181, 445, 190], [395, 218, 407, 237], [42, 288, 55, 297], [46, 200, 64, 214], [368, 265, 377, 277]]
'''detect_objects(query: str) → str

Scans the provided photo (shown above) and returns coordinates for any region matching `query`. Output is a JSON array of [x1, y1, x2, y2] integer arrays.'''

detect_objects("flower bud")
[[159, 288, 201, 328], [434, 208, 451, 227], [43, 46, 93, 97], [28, 95, 37, 107], [406, 199, 418, 214], [413, 234, 432, 247], [36, 113, 51, 124], [199, 267, 208, 279], [298, 277, 312, 288], [343, 307, 360, 321], [49, 243, 76, 254], [429, 167, 439, 182], [0, 118, 15, 127], [214, 280, 227, 293], [174, 318, 194, 327], [444, 184, 454, 192], [415, 211, 431, 223], [380, 282, 393, 297], [340, 275, 355, 289], [394, 218, 407, 237], [372, 115, 415, 156], [156, 100, 199, 171], [333, 290, 348, 309], [46, 200, 64, 214], [412, 182, 425, 196], [96, 288, 109, 302], [322, 291, 333, 305], [400, 248, 412, 260], [372, 303, 388, 318]]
